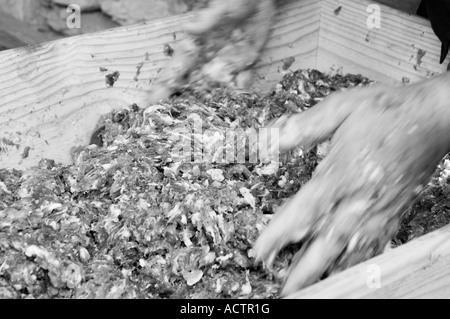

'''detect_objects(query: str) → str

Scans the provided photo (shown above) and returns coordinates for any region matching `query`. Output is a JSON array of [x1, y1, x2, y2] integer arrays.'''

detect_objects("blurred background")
[[0, 0, 423, 51], [0, 0, 208, 50]]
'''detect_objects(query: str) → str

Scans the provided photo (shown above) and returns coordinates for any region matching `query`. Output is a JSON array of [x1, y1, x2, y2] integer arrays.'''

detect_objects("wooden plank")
[[0, 0, 319, 170], [316, 0, 448, 84], [288, 223, 450, 299], [252, 0, 321, 93], [0, 10, 53, 50], [0, 15, 191, 169]]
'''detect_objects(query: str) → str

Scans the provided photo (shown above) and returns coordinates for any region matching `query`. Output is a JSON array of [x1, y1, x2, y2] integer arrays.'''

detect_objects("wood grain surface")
[[288, 224, 450, 298], [0, 0, 320, 169], [316, 0, 448, 83]]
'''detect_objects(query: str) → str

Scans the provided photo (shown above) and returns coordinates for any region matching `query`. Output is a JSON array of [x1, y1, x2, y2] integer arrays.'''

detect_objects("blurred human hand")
[[149, 0, 275, 102], [252, 72, 450, 296]]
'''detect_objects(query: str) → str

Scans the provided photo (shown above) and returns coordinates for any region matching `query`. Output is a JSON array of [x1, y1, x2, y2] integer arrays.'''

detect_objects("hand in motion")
[[149, 0, 275, 102], [252, 72, 450, 296]]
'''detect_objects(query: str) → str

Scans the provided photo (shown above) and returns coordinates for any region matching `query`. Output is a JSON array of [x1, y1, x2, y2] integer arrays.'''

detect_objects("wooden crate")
[[0, 0, 449, 298]]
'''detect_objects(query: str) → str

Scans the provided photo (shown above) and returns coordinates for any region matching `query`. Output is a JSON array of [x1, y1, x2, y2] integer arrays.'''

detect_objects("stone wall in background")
[[0, 0, 208, 38], [0, 0, 40, 22]]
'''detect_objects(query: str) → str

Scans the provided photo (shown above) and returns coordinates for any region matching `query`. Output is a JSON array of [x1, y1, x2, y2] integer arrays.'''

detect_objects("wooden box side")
[[316, 0, 448, 84], [289, 224, 450, 299], [0, 0, 319, 169], [252, 0, 321, 93], [0, 15, 190, 169]]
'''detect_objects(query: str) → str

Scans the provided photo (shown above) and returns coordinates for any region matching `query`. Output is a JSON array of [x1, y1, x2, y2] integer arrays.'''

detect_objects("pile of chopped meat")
[[1, 69, 449, 299]]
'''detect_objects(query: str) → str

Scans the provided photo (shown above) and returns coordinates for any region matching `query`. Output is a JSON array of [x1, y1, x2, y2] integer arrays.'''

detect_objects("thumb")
[[277, 86, 381, 151]]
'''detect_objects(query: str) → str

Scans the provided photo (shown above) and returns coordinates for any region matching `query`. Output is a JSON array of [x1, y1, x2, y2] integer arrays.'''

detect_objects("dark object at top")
[[417, 0, 450, 64]]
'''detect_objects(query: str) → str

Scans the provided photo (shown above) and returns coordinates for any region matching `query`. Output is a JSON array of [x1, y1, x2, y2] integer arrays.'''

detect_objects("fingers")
[[163, 0, 275, 96], [149, 38, 200, 103], [278, 177, 403, 296], [251, 177, 327, 268], [281, 235, 342, 297], [184, 0, 274, 82], [254, 78, 450, 296], [213, 0, 275, 71], [244, 0, 275, 54], [258, 115, 287, 161], [280, 195, 371, 296], [279, 211, 395, 296], [282, 91, 355, 149], [148, 84, 172, 104], [184, 0, 259, 35], [224, 0, 260, 21], [267, 86, 384, 152], [183, 1, 225, 35]]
